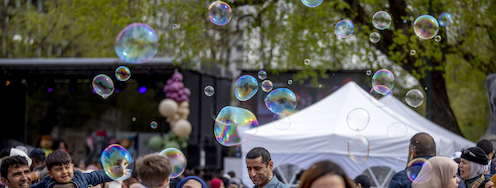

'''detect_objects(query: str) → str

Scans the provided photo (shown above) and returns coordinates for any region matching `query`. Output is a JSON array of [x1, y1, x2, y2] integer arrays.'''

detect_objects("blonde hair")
[[136, 154, 172, 188]]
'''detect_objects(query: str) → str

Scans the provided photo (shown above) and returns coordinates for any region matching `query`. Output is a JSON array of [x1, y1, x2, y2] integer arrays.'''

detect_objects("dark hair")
[[410, 132, 436, 156], [0, 148, 11, 158], [46, 151, 72, 170], [297, 161, 354, 188], [228, 171, 235, 178], [354, 175, 371, 188], [477, 139, 494, 155], [1, 156, 29, 179], [246, 147, 271, 166]]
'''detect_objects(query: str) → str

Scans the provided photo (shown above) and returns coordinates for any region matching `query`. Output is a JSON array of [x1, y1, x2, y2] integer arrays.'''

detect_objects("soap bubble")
[[115, 66, 131, 82], [346, 108, 370, 132], [208, 1, 232, 26], [370, 86, 393, 107], [261, 80, 273, 92], [304, 59, 310, 65], [214, 106, 259, 146], [258, 70, 267, 80], [115, 23, 158, 64], [288, 80, 293, 85], [159, 148, 186, 178], [234, 75, 259, 101], [348, 136, 370, 163], [403, 19, 407, 23], [407, 158, 432, 182], [172, 24, 180, 29], [410, 50, 416, 56], [92, 74, 114, 99], [434, 35, 441, 42], [366, 70, 372, 76], [372, 69, 395, 94], [101, 144, 133, 181], [204, 86, 215, 97], [273, 113, 291, 130], [405, 89, 424, 108], [335, 20, 354, 38], [438, 12, 453, 27], [387, 122, 408, 139], [265, 88, 297, 114], [150, 121, 158, 129], [369, 32, 380, 43], [413, 15, 439, 39], [372, 11, 392, 30], [300, 0, 323, 8], [132, 117, 136, 121]]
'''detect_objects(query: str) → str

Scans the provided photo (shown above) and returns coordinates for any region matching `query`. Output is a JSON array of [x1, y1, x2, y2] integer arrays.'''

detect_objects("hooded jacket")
[[31, 169, 113, 188]]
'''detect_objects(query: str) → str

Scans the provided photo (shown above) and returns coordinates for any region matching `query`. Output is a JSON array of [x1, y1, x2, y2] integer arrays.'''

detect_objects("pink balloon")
[[170, 83, 180, 91], [177, 82, 184, 89], [183, 88, 191, 96], [178, 89, 185, 95], [166, 79, 173, 85], [172, 73, 183, 81], [170, 92, 179, 99]]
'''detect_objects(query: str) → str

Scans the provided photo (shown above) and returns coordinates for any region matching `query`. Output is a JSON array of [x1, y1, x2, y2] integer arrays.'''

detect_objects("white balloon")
[[173, 119, 192, 137], [158, 99, 178, 118]]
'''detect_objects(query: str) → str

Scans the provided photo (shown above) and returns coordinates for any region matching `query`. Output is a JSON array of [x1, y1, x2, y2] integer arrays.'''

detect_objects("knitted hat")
[[210, 178, 223, 188], [461, 147, 488, 165]]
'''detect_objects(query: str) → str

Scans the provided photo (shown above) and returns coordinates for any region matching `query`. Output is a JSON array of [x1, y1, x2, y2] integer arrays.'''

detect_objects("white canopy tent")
[[240, 81, 474, 188]]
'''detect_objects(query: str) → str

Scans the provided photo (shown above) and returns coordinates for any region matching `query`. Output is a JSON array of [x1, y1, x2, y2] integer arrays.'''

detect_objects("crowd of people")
[[1, 132, 496, 188]]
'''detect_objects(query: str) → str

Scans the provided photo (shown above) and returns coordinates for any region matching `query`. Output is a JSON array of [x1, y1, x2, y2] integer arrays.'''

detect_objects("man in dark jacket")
[[476, 139, 496, 175], [388, 132, 466, 188]]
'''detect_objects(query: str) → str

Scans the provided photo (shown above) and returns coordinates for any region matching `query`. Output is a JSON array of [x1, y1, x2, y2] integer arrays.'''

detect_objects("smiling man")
[[1, 155, 32, 188], [245, 147, 288, 188]]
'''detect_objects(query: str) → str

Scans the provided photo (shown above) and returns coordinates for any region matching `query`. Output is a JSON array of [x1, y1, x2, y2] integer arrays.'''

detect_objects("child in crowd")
[[31, 151, 128, 188], [135, 154, 172, 188]]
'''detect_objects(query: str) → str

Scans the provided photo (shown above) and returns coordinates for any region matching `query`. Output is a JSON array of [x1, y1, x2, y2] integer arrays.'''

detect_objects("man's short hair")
[[46, 151, 72, 171], [354, 175, 371, 188], [1, 156, 29, 179], [409, 132, 436, 156], [246, 147, 271, 166], [136, 154, 172, 188], [477, 139, 494, 155], [0, 148, 11, 159]]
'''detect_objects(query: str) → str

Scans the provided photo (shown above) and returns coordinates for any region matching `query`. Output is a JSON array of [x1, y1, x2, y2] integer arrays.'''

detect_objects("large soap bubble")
[[261, 80, 273, 92], [92, 74, 114, 99], [159, 148, 186, 178], [115, 66, 131, 81], [214, 106, 259, 147], [387, 122, 408, 139], [346, 108, 370, 132], [407, 158, 432, 182], [348, 136, 370, 163], [438, 12, 453, 27], [300, 0, 323, 8], [208, 1, 232, 26], [335, 20, 354, 38], [372, 69, 395, 94], [265, 88, 297, 115], [115, 23, 158, 64], [234, 75, 259, 101], [413, 15, 439, 39], [100, 144, 133, 181], [372, 11, 392, 30], [405, 89, 424, 108]]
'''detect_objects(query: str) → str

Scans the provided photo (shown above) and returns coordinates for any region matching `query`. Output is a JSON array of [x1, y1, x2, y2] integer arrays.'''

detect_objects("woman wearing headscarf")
[[412, 156, 460, 188], [176, 176, 209, 188], [297, 160, 354, 188], [458, 147, 495, 188]]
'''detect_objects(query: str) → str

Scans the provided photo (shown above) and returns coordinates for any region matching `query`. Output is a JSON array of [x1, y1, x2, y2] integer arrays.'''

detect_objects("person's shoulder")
[[275, 179, 289, 188]]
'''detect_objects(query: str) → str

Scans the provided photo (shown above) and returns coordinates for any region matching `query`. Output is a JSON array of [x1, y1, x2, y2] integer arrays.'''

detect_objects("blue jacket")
[[388, 156, 466, 188], [31, 170, 113, 188]]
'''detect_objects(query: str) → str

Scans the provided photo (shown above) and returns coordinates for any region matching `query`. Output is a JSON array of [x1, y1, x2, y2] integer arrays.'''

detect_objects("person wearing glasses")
[[459, 147, 495, 188]]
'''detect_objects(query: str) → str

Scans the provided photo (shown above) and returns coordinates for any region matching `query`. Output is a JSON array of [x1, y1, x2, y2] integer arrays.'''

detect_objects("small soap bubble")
[[115, 23, 158, 64], [214, 106, 259, 146], [150, 121, 158, 129], [208, 1, 232, 26], [204, 86, 215, 97], [372, 69, 395, 94], [265, 88, 297, 114], [288, 80, 293, 85], [132, 117, 136, 121], [335, 20, 354, 38], [434, 35, 441, 42], [438, 12, 453, 27], [273, 113, 291, 130], [234, 75, 259, 101], [366, 70, 372, 76], [413, 15, 439, 39], [300, 0, 323, 8], [258, 70, 267, 80], [261, 80, 273, 92], [424, 87, 428, 90], [403, 19, 407, 23], [370, 86, 393, 107], [348, 136, 370, 163], [346, 108, 370, 132], [387, 122, 408, 139], [304, 59, 310, 65], [405, 89, 424, 108], [372, 11, 392, 30], [410, 50, 416, 56], [369, 32, 380, 43], [92, 74, 114, 99], [172, 24, 180, 29], [100, 144, 134, 181], [159, 148, 187, 178], [407, 158, 432, 182], [115, 66, 131, 81]]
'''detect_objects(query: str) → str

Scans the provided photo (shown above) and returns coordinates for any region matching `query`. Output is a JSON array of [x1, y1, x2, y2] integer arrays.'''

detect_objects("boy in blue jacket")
[[31, 151, 128, 188]]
